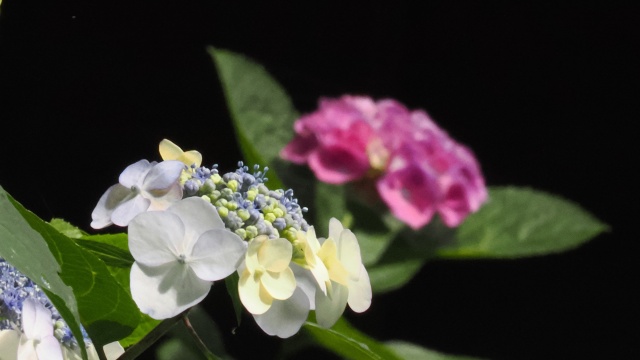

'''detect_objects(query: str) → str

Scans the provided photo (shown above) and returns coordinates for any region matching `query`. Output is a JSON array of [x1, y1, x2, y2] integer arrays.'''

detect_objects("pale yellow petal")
[[318, 238, 349, 285], [337, 229, 362, 278], [159, 139, 202, 167], [261, 267, 296, 300], [238, 269, 272, 314], [258, 238, 292, 272]]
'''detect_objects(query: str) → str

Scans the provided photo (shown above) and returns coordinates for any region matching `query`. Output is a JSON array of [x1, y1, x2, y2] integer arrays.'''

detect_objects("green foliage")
[[0, 186, 142, 358], [385, 341, 484, 360], [438, 186, 610, 259], [209, 46, 299, 190]]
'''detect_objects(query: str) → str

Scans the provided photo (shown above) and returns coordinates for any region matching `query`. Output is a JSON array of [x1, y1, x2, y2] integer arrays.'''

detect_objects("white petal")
[[189, 229, 246, 281], [35, 336, 63, 360], [314, 281, 348, 329], [253, 287, 310, 338], [336, 229, 362, 277], [146, 182, 183, 211], [17, 339, 38, 360], [130, 262, 211, 320], [143, 160, 184, 191], [347, 265, 372, 313], [0, 330, 20, 360], [110, 195, 150, 227], [291, 263, 317, 310], [328, 218, 344, 241], [90, 184, 132, 229], [103, 342, 125, 360], [21, 298, 52, 339], [119, 160, 152, 188], [128, 211, 185, 266], [262, 267, 296, 300], [168, 197, 225, 242], [238, 269, 271, 315]]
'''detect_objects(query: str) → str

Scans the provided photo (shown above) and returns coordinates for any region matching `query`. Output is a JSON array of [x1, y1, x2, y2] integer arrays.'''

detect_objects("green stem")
[[96, 345, 107, 360], [117, 312, 184, 360], [182, 312, 221, 360]]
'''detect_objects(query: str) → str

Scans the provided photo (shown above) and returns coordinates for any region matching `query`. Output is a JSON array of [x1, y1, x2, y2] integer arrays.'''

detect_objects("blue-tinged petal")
[[189, 228, 246, 281], [119, 160, 152, 188], [146, 182, 183, 211], [130, 262, 211, 320], [111, 195, 150, 227], [143, 160, 184, 192], [253, 287, 310, 338], [35, 336, 63, 360], [128, 211, 185, 266], [90, 184, 133, 229]]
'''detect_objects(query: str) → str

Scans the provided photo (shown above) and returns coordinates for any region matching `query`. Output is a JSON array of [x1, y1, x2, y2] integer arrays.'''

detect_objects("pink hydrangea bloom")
[[281, 95, 487, 229]]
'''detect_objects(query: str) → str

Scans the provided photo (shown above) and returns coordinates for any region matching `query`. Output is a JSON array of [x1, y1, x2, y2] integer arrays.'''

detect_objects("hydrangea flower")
[[237, 235, 296, 315], [0, 258, 124, 360], [91, 159, 185, 228], [314, 218, 371, 328], [281, 95, 488, 229], [0, 298, 64, 360], [128, 196, 247, 319]]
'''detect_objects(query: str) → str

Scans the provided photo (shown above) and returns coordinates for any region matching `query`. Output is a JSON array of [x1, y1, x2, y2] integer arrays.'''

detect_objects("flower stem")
[[182, 312, 221, 360], [117, 312, 184, 360]]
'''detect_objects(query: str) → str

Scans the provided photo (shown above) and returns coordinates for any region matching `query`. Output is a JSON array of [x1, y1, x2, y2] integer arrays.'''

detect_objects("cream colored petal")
[[258, 238, 292, 273], [318, 238, 349, 285], [0, 330, 20, 360], [328, 217, 344, 241], [347, 264, 372, 313], [159, 139, 202, 167], [261, 267, 296, 300], [238, 270, 272, 314], [336, 229, 362, 278], [245, 236, 266, 273]]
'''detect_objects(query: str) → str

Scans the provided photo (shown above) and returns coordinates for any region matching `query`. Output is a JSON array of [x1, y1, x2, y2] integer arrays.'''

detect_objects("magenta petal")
[[376, 165, 439, 229], [280, 134, 318, 164], [308, 146, 370, 184]]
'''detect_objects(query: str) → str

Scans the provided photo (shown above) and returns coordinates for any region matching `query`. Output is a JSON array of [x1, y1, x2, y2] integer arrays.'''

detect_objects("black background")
[[0, 1, 637, 359]]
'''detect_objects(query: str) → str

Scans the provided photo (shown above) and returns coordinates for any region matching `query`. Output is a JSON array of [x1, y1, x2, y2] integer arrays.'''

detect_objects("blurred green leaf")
[[0, 187, 141, 352], [209, 46, 299, 190], [437, 186, 610, 259], [303, 317, 402, 360], [385, 340, 485, 360]]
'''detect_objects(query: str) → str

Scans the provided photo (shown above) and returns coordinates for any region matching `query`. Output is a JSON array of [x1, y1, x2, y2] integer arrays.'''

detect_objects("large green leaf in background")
[[0, 187, 141, 357], [437, 186, 609, 258], [209, 46, 299, 190]]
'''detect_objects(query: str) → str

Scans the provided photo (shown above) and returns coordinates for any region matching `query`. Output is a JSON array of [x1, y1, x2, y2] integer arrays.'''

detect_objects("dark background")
[[0, 1, 636, 359]]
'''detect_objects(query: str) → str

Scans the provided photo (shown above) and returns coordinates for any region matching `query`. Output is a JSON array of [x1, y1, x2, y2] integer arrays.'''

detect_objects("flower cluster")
[[90, 139, 372, 338], [0, 259, 124, 360], [280, 95, 488, 229]]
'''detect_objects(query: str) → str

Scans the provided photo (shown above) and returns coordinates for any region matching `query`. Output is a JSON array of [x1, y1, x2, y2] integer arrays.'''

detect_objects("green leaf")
[[385, 340, 485, 360], [49, 218, 89, 238], [436, 186, 610, 259], [0, 186, 140, 348], [224, 273, 243, 328], [314, 182, 347, 235], [74, 239, 134, 268], [367, 259, 424, 294], [303, 317, 402, 360], [209, 46, 299, 190]]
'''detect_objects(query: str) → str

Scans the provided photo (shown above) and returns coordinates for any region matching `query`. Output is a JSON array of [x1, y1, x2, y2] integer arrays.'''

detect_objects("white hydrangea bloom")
[[91, 159, 185, 228], [0, 299, 63, 360], [128, 197, 247, 319]]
